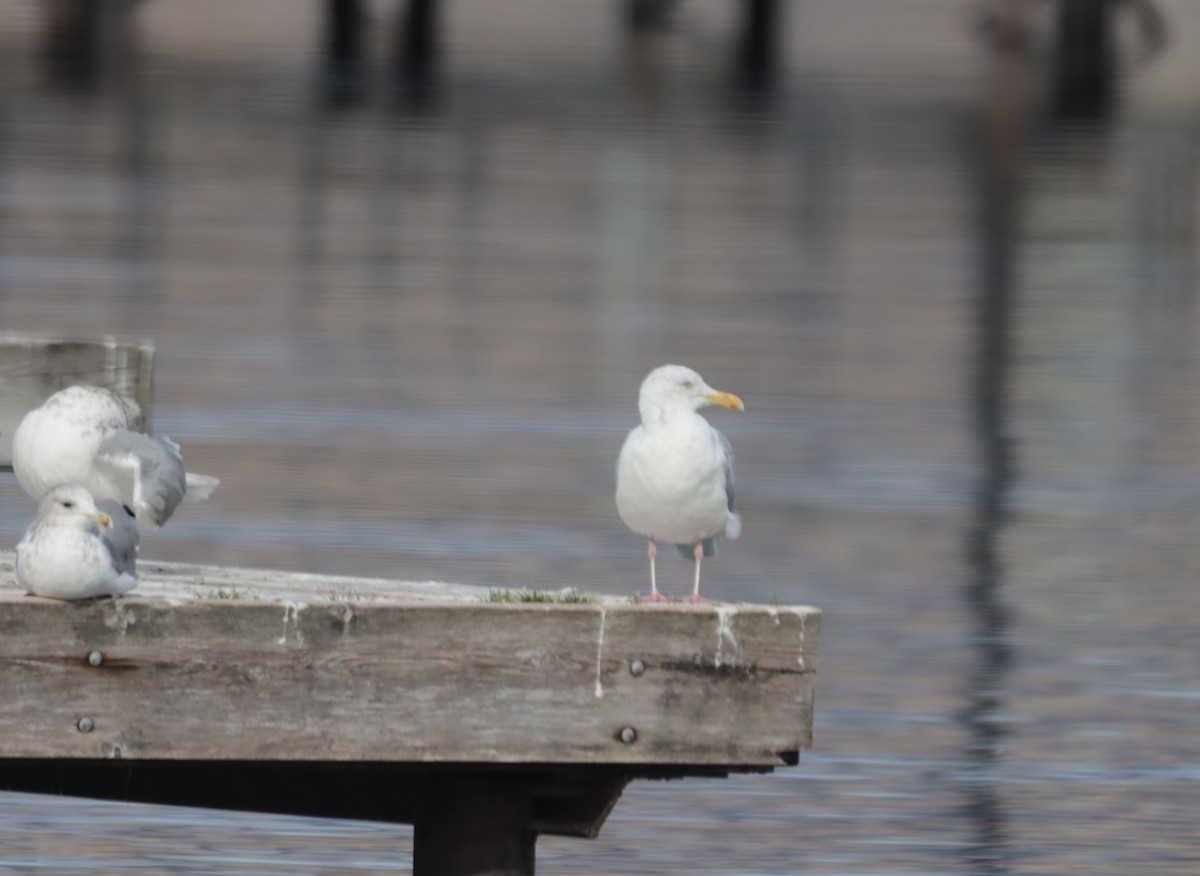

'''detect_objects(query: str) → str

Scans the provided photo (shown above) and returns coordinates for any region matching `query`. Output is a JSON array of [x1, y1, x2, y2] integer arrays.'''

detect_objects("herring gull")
[[615, 364, 743, 604], [11, 384, 219, 528], [15, 484, 140, 600]]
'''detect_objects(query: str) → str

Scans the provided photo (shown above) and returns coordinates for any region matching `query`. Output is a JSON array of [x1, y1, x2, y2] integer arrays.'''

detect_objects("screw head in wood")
[[87, 651, 103, 667], [77, 717, 94, 733], [619, 726, 637, 744], [630, 659, 645, 677]]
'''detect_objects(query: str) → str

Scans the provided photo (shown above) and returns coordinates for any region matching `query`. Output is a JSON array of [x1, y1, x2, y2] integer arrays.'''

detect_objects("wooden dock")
[[2, 332, 820, 872], [0, 556, 820, 875]]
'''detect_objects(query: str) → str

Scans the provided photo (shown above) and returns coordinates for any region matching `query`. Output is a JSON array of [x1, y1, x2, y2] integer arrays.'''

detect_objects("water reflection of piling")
[[959, 19, 1034, 873], [736, 0, 782, 93], [396, 0, 439, 97], [1052, 0, 1119, 120], [625, 0, 678, 32], [321, 0, 440, 108], [1051, 0, 1169, 121], [325, 0, 367, 106], [38, 0, 139, 92], [979, 1, 1168, 123]]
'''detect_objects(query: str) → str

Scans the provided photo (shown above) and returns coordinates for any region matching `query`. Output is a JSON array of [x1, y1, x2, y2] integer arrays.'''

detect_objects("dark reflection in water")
[[958, 33, 1029, 875], [1050, 0, 1169, 121], [1, 1, 1200, 874]]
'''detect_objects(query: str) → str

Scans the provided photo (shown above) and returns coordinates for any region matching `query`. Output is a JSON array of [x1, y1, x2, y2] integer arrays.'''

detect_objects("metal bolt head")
[[77, 716, 94, 733], [630, 659, 645, 677], [87, 651, 103, 667], [619, 726, 637, 745]]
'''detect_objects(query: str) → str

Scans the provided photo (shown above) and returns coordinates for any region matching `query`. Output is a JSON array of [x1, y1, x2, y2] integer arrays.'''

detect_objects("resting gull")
[[11, 384, 219, 528], [15, 484, 140, 600], [615, 364, 744, 604]]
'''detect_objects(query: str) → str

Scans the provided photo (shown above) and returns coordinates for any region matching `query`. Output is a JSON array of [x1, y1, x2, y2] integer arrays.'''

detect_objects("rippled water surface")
[[1, 0, 1198, 873]]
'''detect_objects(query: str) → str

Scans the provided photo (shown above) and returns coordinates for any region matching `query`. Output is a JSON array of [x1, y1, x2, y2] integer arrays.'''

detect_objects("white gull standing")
[[11, 385, 219, 528], [615, 364, 744, 604], [15, 484, 140, 600]]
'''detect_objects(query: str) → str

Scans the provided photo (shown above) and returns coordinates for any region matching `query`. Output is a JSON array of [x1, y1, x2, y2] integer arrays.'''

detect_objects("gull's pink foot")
[[637, 591, 673, 604], [680, 593, 720, 606]]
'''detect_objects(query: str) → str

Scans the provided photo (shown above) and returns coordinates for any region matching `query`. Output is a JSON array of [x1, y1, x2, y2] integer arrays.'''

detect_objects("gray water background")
[[0, 0, 1197, 873]]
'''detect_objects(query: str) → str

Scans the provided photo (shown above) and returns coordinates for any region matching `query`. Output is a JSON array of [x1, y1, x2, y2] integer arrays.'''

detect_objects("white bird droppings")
[[104, 602, 136, 635], [594, 608, 607, 699], [278, 602, 307, 646], [788, 607, 808, 670], [714, 605, 740, 668]]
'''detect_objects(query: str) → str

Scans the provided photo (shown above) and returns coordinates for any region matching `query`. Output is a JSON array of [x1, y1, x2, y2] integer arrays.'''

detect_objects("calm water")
[[1, 0, 1198, 873]]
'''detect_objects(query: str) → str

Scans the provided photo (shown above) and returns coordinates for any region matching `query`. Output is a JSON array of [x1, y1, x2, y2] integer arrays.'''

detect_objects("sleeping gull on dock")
[[15, 484, 140, 600], [11, 385, 219, 528], [615, 364, 744, 604]]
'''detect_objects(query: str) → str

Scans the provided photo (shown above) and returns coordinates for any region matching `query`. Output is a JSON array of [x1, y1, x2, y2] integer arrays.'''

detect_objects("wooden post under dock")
[[0, 557, 820, 875]]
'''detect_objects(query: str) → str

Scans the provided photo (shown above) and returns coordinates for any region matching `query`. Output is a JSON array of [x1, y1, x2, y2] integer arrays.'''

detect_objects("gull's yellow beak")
[[705, 390, 745, 412], [90, 511, 113, 528]]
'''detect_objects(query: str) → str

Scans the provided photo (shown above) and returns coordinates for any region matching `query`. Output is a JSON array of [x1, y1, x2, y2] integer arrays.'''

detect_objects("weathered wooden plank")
[[0, 333, 155, 466], [0, 557, 819, 768]]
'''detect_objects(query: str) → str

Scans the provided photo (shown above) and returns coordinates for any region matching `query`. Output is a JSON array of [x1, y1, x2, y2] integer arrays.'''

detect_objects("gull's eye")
[[680, 380, 694, 389], [61, 501, 74, 509]]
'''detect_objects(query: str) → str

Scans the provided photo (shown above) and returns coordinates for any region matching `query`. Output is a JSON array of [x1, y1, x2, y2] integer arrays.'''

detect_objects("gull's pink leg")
[[682, 541, 719, 605], [638, 537, 670, 603]]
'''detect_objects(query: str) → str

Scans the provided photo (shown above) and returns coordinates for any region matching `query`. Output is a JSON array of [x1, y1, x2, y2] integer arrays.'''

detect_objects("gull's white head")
[[37, 484, 112, 530], [638, 364, 745, 424]]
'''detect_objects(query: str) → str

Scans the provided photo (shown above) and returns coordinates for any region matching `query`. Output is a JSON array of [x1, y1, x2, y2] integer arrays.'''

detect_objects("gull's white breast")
[[616, 415, 732, 545]]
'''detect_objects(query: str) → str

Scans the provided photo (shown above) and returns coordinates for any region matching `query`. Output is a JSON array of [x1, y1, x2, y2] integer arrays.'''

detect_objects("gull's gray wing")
[[675, 428, 738, 560], [96, 499, 140, 577], [718, 428, 736, 514], [93, 431, 188, 528]]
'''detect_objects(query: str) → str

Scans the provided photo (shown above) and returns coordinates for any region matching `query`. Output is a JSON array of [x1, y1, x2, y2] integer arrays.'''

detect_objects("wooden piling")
[[415, 775, 537, 875], [0, 334, 155, 470]]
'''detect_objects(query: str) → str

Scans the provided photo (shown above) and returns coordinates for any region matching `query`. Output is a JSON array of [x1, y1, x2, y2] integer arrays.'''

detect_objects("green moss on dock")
[[484, 587, 596, 604], [185, 586, 258, 601], [326, 582, 378, 602]]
